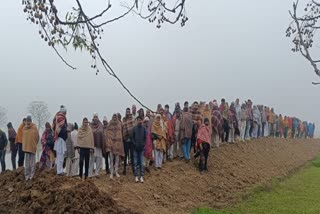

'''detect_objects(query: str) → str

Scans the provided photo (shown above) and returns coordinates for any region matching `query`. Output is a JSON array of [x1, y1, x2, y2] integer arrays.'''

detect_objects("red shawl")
[[52, 112, 66, 140], [166, 119, 175, 146], [196, 124, 211, 148]]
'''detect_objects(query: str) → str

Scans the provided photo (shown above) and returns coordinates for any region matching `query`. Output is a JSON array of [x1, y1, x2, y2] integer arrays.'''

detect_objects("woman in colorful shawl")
[[211, 105, 224, 147], [106, 114, 125, 179], [167, 117, 175, 161], [89, 113, 104, 177], [7, 122, 17, 170], [152, 114, 167, 169], [39, 122, 55, 169], [228, 103, 239, 143], [65, 123, 75, 176], [143, 117, 153, 173], [77, 118, 94, 180], [196, 118, 211, 172]]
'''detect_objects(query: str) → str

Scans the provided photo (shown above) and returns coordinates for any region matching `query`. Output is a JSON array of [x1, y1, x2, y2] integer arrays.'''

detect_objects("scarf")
[[212, 110, 224, 136], [77, 125, 94, 149], [90, 120, 104, 149], [122, 115, 134, 141], [151, 120, 166, 139], [52, 112, 67, 140], [180, 112, 193, 139], [22, 123, 39, 154], [196, 124, 211, 145], [228, 107, 239, 128], [106, 120, 124, 157], [15, 123, 25, 144]]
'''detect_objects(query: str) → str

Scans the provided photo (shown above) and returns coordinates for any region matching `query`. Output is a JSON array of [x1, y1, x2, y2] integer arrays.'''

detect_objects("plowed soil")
[[0, 138, 319, 214]]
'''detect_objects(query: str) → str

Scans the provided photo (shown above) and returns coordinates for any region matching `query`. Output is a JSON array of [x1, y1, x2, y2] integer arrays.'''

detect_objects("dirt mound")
[[92, 138, 320, 214], [0, 168, 136, 214], [0, 138, 319, 214]]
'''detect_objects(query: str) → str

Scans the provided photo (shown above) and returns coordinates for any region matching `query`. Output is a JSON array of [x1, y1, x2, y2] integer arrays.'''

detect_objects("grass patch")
[[193, 155, 320, 214]]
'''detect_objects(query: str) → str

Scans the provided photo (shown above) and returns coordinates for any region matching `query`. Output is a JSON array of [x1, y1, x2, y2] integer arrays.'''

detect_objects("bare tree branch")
[[22, 0, 188, 111], [287, 0, 320, 83]]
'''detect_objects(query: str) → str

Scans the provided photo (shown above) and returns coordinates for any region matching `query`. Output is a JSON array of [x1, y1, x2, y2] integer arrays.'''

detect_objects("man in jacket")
[[132, 116, 147, 183]]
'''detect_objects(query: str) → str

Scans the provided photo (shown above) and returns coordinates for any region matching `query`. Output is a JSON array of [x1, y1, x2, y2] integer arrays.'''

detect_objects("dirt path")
[[93, 138, 320, 214], [0, 138, 319, 214]]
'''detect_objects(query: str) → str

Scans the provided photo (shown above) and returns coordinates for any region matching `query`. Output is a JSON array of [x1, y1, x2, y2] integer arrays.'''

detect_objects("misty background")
[[0, 0, 318, 139]]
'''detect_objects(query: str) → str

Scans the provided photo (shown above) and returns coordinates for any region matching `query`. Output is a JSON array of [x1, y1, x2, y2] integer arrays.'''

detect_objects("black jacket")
[[132, 125, 146, 151], [0, 130, 8, 150]]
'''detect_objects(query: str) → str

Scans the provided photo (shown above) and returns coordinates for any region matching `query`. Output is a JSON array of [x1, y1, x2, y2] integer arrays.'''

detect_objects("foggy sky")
[[1, 0, 318, 135]]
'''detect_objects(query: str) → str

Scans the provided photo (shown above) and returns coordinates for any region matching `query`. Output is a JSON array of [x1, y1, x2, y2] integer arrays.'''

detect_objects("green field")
[[193, 156, 320, 214]]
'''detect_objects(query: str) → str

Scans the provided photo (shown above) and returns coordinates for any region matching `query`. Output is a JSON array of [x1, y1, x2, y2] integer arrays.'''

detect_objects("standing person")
[[166, 115, 175, 161], [164, 104, 173, 120], [220, 99, 229, 142], [106, 114, 125, 179], [172, 110, 183, 159], [260, 106, 267, 137], [228, 103, 238, 143], [152, 114, 166, 169], [143, 117, 153, 173], [284, 116, 289, 139], [173, 103, 181, 116], [138, 108, 145, 120], [39, 122, 55, 169], [102, 117, 110, 174], [0, 128, 8, 172], [65, 123, 75, 176], [245, 101, 253, 140], [71, 123, 79, 176], [22, 116, 39, 180], [132, 105, 137, 119], [196, 118, 211, 172], [240, 104, 247, 142], [279, 114, 284, 138], [184, 101, 189, 110], [122, 108, 135, 175], [235, 99, 241, 132], [191, 102, 202, 152], [77, 118, 94, 180], [132, 116, 147, 183], [211, 104, 224, 147], [7, 122, 17, 170], [52, 105, 68, 176], [180, 107, 193, 162], [15, 118, 26, 168], [252, 106, 261, 139], [89, 113, 104, 177]]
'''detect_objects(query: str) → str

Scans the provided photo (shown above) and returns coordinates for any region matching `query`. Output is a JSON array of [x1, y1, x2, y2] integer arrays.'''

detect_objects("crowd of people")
[[0, 99, 316, 183]]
